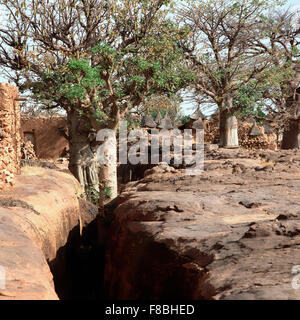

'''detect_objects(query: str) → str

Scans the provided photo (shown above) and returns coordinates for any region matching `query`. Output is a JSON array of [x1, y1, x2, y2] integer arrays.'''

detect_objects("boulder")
[[104, 151, 300, 299], [0, 167, 96, 300]]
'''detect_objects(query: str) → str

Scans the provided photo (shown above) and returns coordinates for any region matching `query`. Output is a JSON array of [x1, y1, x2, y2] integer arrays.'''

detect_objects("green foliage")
[[125, 114, 141, 130], [88, 187, 100, 206], [79, 182, 114, 205], [82, 183, 113, 205], [29, 14, 194, 127], [92, 41, 118, 57], [180, 0, 294, 120], [151, 108, 167, 119], [81, 186, 100, 206], [180, 115, 190, 125], [233, 82, 268, 120], [32, 58, 104, 110], [104, 185, 112, 199]]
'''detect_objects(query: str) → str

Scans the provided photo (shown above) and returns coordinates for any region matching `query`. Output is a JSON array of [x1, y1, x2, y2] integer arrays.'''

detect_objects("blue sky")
[[290, 0, 300, 7]]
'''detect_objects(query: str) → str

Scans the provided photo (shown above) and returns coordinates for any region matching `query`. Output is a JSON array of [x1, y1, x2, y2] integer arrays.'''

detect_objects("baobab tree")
[[0, 0, 116, 197], [176, 0, 283, 147], [251, 8, 300, 149]]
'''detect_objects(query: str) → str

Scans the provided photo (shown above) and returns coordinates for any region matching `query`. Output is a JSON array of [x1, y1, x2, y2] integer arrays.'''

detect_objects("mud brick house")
[[0, 83, 21, 190], [20, 115, 69, 160]]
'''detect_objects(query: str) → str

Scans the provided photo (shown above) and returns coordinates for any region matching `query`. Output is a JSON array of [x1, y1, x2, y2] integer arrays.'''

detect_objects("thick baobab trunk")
[[219, 95, 239, 148], [281, 87, 300, 149], [225, 115, 239, 147], [281, 120, 300, 149], [96, 127, 118, 214], [219, 108, 228, 147], [67, 110, 99, 198]]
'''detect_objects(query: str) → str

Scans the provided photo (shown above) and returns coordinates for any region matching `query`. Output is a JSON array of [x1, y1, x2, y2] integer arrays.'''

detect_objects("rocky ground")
[[2, 147, 300, 300], [0, 166, 97, 300], [103, 148, 300, 300]]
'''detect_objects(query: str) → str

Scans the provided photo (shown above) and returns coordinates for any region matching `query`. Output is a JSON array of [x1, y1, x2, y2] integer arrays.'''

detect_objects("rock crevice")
[[103, 151, 300, 300], [0, 167, 96, 300]]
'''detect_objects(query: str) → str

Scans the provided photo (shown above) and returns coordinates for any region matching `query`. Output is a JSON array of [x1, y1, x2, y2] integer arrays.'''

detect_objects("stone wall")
[[205, 119, 278, 150], [20, 116, 69, 160], [0, 83, 21, 191]]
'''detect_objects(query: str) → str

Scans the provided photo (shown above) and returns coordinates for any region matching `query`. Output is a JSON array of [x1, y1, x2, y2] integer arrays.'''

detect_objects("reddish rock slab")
[[0, 167, 96, 300], [104, 152, 300, 300]]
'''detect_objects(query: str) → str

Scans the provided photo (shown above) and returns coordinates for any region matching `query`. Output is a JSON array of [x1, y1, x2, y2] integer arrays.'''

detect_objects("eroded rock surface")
[[104, 150, 300, 300], [0, 167, 96, 300]]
